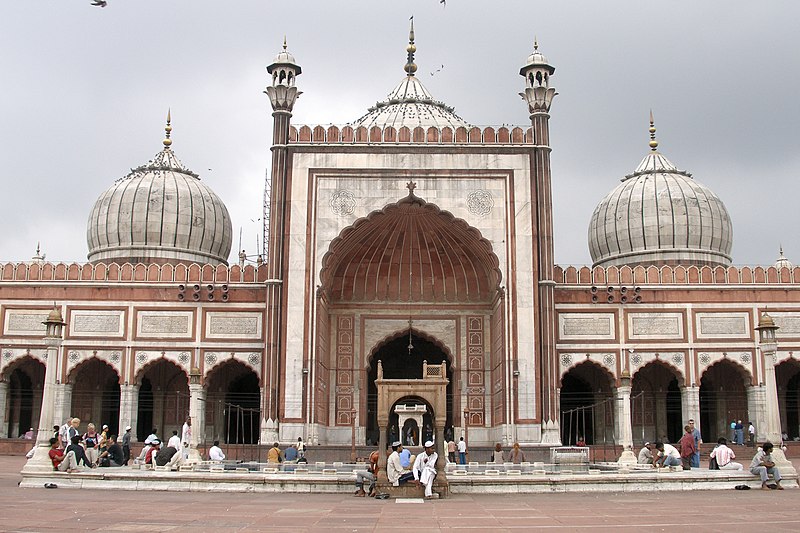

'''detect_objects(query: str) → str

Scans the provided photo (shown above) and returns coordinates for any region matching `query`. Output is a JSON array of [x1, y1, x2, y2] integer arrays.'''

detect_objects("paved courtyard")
[[3, 456, 800, 531]]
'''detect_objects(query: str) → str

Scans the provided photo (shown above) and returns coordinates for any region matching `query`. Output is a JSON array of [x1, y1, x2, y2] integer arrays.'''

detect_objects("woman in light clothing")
[[491, 443, 505, 463]]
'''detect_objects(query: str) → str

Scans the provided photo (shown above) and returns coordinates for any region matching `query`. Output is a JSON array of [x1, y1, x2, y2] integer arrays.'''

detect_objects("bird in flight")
[[90, 0, 108, 7], [440, 0, 446, 6], [430, 64, 445, 77]]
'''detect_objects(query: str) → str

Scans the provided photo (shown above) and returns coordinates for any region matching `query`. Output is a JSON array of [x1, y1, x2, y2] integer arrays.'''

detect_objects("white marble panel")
[[3, 310, 48, 335], [558, 313, 615, 340], [137, 310, 193, 338], [205, 312, 263, 340], [628, 312, 683, 340], [695, 312, 750, 339], [770, 313, 800, 337], [69, 309, 125, 337]]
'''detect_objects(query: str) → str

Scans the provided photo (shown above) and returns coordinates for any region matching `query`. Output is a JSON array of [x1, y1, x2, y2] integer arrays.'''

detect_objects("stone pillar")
[[756, 313, 796, 476], [615, 374, 636, 464], [22, 308, 64, 474], [118, 384, 139, 442], [680, 385, 700, 434], [0, 381, 8, 438], [654, 391, 667, 441], [747, 385, 768, 441], [187, 373, 206, 463], [53, 383, 72, 429]]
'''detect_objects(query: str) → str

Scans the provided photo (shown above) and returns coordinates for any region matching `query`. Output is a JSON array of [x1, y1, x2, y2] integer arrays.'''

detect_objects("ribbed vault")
[[320, 194, 501, 303]]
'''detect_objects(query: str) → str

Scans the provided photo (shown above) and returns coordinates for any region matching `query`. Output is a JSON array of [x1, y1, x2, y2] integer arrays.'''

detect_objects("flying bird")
[[440, 0, 446, 6], [90, 0, 107, 7], [430, 64, 445, 77]]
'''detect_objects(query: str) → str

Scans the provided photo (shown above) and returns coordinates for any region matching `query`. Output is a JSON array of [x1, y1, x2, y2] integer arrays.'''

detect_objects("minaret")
[[262, 38, 302, 442], [519, 40, 560, 443]]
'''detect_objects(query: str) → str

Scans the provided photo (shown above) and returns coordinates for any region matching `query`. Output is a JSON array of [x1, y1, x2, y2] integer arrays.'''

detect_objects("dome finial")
[[283, 35, 287, 51], [534, 36, 539, 51], [648, 109, 658, 151], [163, 108, 173, 149], [404, 16, 417, 76]]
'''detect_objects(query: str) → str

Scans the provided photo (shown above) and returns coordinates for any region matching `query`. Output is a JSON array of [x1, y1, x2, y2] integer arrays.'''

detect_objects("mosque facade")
[[2, 27, 800, 454]]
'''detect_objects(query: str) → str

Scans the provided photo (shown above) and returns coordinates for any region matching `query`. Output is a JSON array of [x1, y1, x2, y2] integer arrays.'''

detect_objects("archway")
[[68, 358, 120, 435], [205, 360, 261, 444], [136, 359, 188, 440], [559, 362, 615, 445], [2, 357, 44, 438], [699, 360, 750, 442], [388, 395, 436, 447], [366, 332, 453, 446], [777, 359, 800, 440], [632, 362, 683, 444]]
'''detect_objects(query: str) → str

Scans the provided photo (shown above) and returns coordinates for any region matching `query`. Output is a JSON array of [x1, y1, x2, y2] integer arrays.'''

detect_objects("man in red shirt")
[[48, 437, 81, 472], [679, 425, 697, 470]]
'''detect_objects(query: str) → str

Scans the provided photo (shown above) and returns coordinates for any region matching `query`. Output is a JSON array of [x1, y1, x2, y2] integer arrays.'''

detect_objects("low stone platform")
[[19, 464, 797, 494]]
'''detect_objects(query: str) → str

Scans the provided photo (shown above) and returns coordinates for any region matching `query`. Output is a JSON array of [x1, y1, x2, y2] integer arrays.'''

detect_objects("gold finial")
[[404, 16, 417, 76], [534, 37, 538, 51], [648, 109, 658, 151], [163, 108, 173, 149], [283, 35, 287, 51]]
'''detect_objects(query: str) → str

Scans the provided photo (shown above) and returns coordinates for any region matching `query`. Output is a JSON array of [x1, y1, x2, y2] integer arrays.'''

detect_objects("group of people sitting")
[[48, 417, 127, 472], [638, 436, 785, 490], [265, 438, 308, 464]]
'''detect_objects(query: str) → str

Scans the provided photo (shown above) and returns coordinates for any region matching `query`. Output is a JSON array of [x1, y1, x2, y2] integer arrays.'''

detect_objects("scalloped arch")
[[365, 327, 454, 371], [66, 356, 121, 385], [320, 194, 502, 303]]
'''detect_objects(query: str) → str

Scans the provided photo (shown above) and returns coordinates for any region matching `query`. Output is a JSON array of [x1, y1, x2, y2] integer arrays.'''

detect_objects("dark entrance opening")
[[5, 358, 44, 438], [69, 359, 121, 435], [699, 361, 748, 442], [632, 362, 683, 444], [559, 363, 614, 445], [366, 332, 452, 446], [206, 361, 261, 444], [136, 360, 189, 440]]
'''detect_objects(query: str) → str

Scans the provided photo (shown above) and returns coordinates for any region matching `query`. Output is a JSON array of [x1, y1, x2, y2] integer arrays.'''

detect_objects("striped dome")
[[588, 151, 733, 268], [87, 147, 232, 265]]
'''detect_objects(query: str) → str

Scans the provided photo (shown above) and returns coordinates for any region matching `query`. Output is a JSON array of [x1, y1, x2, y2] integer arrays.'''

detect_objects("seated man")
[[154, 444, 182, 468], [750, 441, 783, 490], [267, 442, 284, 464], [354, 449, 379, 497], [208, 440, 226, 462], [66, 435, 92, 468], [653, 441, 681, 467], [399, 446, 412, 469], [145, 440, 160, 465], [412, 441, 438, 499], [637, 442, 653, 465], [48, 437, 82, 473], [284, 444, 298, 462], [710, 437, 743, 471], [387, 441, 414, 487], [98, 435, 125, 467]]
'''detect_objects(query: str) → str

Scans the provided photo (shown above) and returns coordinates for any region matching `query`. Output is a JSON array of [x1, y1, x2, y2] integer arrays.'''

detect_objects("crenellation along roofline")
[[288, 124, 538, 145]]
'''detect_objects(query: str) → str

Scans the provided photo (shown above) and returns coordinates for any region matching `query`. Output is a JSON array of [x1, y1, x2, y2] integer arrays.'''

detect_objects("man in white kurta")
[[413, 441, 438, 498], [181, 416, 192, 460], [387, 441, 412, 486]]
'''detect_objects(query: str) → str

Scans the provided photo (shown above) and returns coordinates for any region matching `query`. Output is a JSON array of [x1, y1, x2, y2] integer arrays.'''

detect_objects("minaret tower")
[[262, 38, 302, 442], [519, 40, 560, 443]]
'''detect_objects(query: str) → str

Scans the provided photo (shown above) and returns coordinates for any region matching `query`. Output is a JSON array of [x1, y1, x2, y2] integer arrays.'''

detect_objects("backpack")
[[709, 456, 720, 470]]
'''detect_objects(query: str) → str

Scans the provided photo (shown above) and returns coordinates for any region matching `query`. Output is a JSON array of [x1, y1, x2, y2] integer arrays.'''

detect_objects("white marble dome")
[[588, 150, 733, 268], [87, 145, 232, 265]]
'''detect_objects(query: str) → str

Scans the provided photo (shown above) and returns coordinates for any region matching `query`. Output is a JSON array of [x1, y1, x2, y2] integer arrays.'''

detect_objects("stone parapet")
[[555, 264, 800, 286], [0, 262, 267, 284], [289, 125, 536, 145]]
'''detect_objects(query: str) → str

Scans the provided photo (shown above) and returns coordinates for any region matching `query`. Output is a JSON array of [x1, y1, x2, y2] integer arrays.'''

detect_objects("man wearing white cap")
[[387, 441, 413, 486], [413, 441, 438, 498]]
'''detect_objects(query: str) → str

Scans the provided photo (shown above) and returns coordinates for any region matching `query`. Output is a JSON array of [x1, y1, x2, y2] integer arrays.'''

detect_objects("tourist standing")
[[679, 425, 696, 470], [296, 437, 306, 459], [748, 422, 756, 447], [82, 423, 100, 465], [181, 416, 192, 460], [121, 426, 132, 465], [735, 420, 744, 445], [168, 430, 181, 450], [457, 437, 467, 464], [730, 420, 736, 443], [688, 419, 702, 468], [447, 440, 456, 463]]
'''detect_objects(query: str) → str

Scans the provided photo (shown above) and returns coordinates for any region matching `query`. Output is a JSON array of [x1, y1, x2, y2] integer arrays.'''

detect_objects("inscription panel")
[[4, 310, 49, 335], [628, 313, 683, 340], [205, 312, 263, 340], [137, 311, 193, 338], [69, 310, 125, 337], [558, 313, 615, 341], [771, 313, 800, 337], [695, 312, 750, 339]]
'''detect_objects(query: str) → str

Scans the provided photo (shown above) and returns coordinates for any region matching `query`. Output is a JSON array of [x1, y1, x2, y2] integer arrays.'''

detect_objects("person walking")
[[121, 426, 132, 465], [447, 440, 456, 463]]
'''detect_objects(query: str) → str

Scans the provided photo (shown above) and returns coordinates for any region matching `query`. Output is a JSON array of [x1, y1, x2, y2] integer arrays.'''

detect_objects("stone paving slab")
[[4, 456, 800, 531]]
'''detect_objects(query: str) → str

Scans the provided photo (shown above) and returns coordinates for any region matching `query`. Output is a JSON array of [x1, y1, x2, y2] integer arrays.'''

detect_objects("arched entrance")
[[205, 360, 261, 444], [699, 360, 750, 442], [68, 358, 120, 434], [319, 193, 502, 445], [632, 362, 683, 444], [136, 359, 188, 440], [2, 357, 44, 438], [560, 362, 615, 445], [366, 332, 453, 446], [777, 359, 800, 440]]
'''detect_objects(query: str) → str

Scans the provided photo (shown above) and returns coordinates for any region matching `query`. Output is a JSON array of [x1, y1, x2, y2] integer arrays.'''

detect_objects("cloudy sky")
[[0, 1, 797, 267]]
